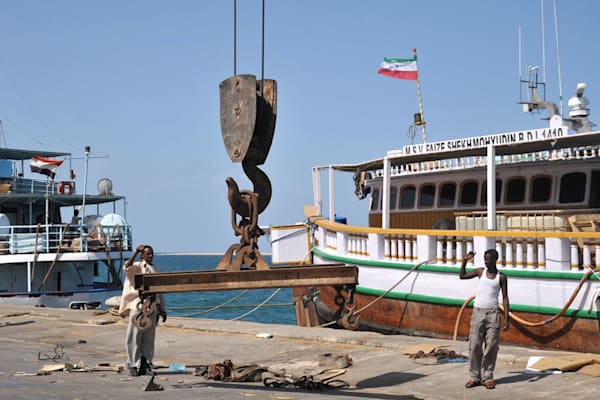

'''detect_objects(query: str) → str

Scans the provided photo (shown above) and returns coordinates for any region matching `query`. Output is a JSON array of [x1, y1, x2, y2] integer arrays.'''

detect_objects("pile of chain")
[[199, 355, 351, 391], [408, 347, 468, 365], [263, 371, 349, 390], [199, 359, 267, 382]]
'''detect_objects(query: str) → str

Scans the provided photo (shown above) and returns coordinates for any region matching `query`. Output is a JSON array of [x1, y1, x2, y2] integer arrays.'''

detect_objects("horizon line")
[[156, 252, 273, 256]]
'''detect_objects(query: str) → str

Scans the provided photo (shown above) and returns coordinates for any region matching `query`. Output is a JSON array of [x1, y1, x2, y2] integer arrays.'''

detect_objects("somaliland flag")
[[378, 57, 418, 80], [30, 155, 63, 179]]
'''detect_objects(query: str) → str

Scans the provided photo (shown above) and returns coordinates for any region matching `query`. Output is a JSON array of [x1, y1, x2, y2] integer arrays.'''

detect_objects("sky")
[[0, 1, 598, 253]]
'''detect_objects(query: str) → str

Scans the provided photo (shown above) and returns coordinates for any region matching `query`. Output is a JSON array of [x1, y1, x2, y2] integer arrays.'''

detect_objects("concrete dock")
[[1, 304, 598, 399]]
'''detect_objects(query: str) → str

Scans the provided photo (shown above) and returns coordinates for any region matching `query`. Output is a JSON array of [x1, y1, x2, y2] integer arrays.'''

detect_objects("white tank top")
[[474, 269, 500, 309]]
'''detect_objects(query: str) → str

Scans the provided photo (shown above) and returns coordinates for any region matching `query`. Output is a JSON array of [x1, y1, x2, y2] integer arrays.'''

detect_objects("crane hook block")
[[219, 74, 277, 165]]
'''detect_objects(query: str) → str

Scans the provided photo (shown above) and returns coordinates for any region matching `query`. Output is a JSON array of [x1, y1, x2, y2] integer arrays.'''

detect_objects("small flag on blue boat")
[[30, 155, 63, 179]]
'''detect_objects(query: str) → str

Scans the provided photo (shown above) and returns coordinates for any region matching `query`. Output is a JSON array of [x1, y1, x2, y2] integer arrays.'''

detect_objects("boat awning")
[[0, 148, 70, 161], [0, 193, 125, 207], [326, 129, 600, 172]]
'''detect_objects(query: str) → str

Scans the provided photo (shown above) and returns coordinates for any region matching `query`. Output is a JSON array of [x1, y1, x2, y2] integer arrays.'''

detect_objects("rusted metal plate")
[[134, 264, 358, 294], [219, 74, 257, 162], [244, 79, 277, 165]]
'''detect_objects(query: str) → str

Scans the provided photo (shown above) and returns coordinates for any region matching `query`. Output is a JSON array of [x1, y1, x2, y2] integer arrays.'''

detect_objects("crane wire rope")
[[232, 0, 266, 95]]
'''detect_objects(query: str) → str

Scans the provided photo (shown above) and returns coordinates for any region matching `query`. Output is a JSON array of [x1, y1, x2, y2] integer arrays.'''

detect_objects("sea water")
[[154, 254, 296, 325]]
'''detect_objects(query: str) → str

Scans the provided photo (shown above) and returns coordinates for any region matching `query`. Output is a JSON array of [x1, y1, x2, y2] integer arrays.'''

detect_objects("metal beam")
[[134, 264, 358, 295]]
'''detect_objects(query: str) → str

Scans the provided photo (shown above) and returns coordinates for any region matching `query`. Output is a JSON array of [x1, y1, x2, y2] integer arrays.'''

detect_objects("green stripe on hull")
[[355, 286, 598, 319], [312, 248, 599, 319]]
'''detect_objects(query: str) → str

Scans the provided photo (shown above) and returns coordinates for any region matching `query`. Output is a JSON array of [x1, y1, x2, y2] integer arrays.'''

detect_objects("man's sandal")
[[465, 379, 480, 388], [484, 380, 496, 389]]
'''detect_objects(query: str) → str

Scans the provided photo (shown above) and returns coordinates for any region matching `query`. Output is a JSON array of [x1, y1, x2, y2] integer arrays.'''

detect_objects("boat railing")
[[453, 210, 588, 232], [296, 218, 600, 272], [375, 145, 600, 178], [11, 177, 76, 195], [0, 223, 132, 255]]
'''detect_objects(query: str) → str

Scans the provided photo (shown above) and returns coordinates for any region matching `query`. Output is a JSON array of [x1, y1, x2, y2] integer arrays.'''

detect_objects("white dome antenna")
[[566, 82, 594, 133], [97, 178, 113, 195]]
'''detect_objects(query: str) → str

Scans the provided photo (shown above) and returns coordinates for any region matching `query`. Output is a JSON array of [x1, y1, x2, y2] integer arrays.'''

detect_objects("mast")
[[414, 48, 427, 143], [0, 120, 6, 148], [552, 0, 564, 116]]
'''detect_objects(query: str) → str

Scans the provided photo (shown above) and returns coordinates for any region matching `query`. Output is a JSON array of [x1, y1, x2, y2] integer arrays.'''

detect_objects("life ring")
[[57, 181, 75, 194]]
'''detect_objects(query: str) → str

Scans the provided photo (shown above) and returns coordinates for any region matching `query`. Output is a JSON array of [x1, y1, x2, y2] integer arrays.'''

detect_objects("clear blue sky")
[[0, 1, 598, 253]]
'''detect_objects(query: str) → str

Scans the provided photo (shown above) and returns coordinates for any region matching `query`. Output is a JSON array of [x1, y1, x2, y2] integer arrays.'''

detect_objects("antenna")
[[0, 120, 6, 148], [518, 26, 522, 100], [541, 0, 546, 83], [553, 0, 564, 116]]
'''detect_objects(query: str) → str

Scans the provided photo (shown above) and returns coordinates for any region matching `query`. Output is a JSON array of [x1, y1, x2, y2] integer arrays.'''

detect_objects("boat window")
[[506, 177, 526, 204], [459, 181, 478, 206], [439, 183, 456, 207], [559, 172, 586, 203], [371, 188, 380, 211], [390, 186, 398, 210], [419, 184, 435, 207], [591, 171, 600, 208], [531, 175, 552, 203], [400, 185, 416, 209], [481, 179, 502, 205]]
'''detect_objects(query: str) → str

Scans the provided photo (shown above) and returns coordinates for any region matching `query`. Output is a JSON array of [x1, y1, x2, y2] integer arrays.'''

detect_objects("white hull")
[[0, 287, 122, 309], [274, 221, 600, 352]]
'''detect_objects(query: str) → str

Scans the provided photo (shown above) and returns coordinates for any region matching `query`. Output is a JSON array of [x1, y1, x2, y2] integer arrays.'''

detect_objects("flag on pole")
[[30, 155, 63, 179], [378, 56, 418, 80]]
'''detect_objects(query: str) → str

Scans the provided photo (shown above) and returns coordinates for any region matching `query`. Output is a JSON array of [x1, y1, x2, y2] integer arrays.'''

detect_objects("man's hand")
[[464, 251, 475, 262], [503, 319, 509, 331]]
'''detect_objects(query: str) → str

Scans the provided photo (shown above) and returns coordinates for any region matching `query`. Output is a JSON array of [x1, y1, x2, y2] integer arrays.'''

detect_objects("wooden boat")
[[270, 77, 600, 353], [0, 147, 132, 308]]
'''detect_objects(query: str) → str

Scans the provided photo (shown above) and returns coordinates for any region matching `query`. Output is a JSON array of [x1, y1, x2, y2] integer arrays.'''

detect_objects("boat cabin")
[[348, 128, 600, 233]]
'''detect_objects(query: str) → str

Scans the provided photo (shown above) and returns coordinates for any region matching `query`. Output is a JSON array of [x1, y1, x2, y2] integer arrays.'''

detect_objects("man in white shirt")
[[119, 244, 167, 376], [459, 249, 509, 390]]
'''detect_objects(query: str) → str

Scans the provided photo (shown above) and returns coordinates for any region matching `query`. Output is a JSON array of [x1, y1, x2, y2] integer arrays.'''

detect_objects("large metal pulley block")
[[219, 74, 277, 165]]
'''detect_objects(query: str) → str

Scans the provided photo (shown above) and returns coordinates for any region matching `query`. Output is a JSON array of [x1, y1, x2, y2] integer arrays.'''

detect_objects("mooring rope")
[[38, 224, 69, 291], [231, 288, 282, 321], [226, 246, 314, 321], [452, 265, 600, 340], [31, 223, 41, 283], [169, 303, 293, 312], [164, 247, 309, 320], [318, 259, 433, 328], [170, 290, 250, 318], [354, 259, 433, 315]]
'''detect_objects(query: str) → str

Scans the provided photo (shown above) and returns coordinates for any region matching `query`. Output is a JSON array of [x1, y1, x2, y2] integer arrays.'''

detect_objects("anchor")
[[217, 74, 277, 271]]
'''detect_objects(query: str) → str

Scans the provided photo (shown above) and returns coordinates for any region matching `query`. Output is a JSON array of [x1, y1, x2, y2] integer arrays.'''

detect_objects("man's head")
[[484, 249, 499, 267], [141, 245, 154, 263]]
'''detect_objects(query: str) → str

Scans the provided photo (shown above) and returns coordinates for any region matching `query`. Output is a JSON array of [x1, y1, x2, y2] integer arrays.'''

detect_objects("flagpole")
[[82, 146, 90, 228], [414, 48, 426, 143]]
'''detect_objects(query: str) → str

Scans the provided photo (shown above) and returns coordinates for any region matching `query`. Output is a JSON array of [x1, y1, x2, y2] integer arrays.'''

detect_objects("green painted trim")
[[383, 57, 416, 63], [356, 286, 598, 319], [312, 247, 599, 281]]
